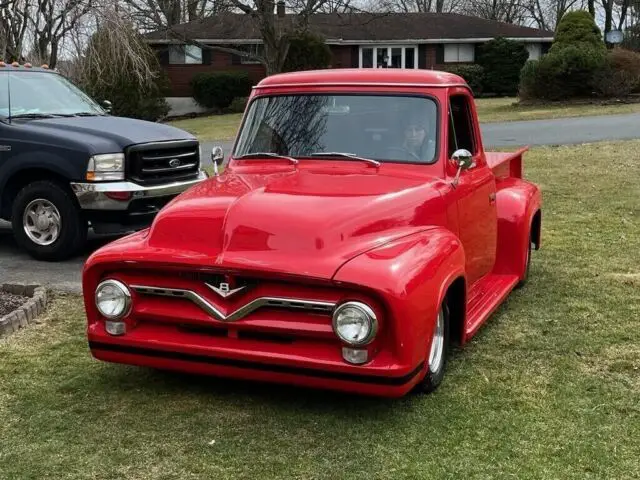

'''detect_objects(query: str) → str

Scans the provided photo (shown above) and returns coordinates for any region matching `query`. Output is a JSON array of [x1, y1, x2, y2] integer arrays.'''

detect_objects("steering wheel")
[[386, 146, 422, 162]]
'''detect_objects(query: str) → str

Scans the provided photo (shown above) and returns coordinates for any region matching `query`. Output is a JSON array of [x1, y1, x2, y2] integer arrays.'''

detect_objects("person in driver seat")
[[399, 112, 436, 162]]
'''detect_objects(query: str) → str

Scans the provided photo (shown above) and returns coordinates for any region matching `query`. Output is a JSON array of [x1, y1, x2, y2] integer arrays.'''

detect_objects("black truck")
[[0, 64, 207, 261]]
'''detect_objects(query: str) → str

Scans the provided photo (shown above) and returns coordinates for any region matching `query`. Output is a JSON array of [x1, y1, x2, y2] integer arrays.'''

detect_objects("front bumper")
[[70, 171, 208, 211], [87, 324, 426, 398]]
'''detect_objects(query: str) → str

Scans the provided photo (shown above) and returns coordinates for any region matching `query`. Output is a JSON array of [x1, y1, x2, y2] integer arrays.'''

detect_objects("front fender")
[[332, 226, 465, 368]]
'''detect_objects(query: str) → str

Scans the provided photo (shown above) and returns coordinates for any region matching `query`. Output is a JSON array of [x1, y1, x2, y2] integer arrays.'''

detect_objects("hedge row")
[[191, 71, 253, 111], [442, 37, 530, 96]]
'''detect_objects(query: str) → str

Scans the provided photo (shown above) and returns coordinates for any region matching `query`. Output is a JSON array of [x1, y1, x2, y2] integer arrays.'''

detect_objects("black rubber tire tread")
[[516, 229, 533, 289], [414, 301, 450, 394], [11, 180, 87, 261]]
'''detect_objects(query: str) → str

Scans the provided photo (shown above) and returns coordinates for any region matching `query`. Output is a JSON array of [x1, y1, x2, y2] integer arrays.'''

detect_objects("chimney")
[[277, 1, 285, 17]]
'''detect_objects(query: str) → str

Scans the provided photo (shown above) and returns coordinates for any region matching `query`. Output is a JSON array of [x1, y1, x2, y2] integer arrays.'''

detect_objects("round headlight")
[[332, 301, 377, 345], [95, 279, 131, 319]]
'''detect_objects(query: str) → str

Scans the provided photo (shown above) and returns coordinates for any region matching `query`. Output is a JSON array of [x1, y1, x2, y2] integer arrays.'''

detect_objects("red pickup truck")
[[82, 69, 542, 398]]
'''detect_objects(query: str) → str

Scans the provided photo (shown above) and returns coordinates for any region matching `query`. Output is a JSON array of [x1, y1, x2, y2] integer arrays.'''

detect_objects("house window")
[[359, 46, 418, 69], [240, 44, 263, 64], [444, 44, 474, 63], [526, 43, 542, 60], [169, 44, 203, 64]]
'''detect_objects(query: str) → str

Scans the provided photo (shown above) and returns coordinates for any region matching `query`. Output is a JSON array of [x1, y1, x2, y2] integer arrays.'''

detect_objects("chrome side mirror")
[[451, 148, 474, 187], [102, 100, 112, 114], [211, 146, 224, 176]]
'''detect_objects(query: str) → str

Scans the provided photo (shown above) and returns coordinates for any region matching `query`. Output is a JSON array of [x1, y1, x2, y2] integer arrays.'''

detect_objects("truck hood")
[[144, 165, 448, 279], [15, 115, 194, 153]]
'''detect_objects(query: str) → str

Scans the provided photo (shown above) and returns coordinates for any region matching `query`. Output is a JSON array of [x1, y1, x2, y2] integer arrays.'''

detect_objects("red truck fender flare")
[[332, 226, 466, 367], [493, 178, 542, 278]]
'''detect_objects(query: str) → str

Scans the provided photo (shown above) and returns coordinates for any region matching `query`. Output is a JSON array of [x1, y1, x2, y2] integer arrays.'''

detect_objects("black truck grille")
[[126, 140, 200, 185]]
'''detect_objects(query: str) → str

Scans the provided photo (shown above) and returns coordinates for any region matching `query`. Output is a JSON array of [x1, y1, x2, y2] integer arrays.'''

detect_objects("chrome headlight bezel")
[[95, 279, 132, 320], [87, 153, 125, 181], [332, 301, 378, 346]]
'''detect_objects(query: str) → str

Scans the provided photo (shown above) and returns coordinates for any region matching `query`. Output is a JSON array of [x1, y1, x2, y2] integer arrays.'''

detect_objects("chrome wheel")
[[428, 307, 445, 374], [23, 199, 62, 246]]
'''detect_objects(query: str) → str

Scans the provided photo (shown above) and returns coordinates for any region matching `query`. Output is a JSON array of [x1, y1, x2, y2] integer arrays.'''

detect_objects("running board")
[[464, 273, 520, 341]]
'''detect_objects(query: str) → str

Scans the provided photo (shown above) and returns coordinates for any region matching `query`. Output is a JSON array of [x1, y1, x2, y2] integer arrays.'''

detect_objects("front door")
[[446, 91, 497, 286]]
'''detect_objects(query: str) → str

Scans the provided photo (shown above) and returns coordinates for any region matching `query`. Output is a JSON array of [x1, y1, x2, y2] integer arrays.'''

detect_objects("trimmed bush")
[[282, 32, 332, 72], [550, 11, 606, 54], [228, 96, 248, 114], [519, 11, 608, 101], [477, 37, 529, 95], [441, 64, 484, 95], [191, 71, 253, 110], [519, 46, 606, 100], [593, 48, 640, 97]]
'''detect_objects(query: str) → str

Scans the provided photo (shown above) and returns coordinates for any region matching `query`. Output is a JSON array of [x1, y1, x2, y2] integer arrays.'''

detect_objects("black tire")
[[414, 301, 450, 394], [11, 180, 87, 261], [516, 233, 532, 289]]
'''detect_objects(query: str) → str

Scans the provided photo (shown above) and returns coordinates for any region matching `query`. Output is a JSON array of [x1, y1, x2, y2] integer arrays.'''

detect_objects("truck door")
[[447, 90, 497, 286]]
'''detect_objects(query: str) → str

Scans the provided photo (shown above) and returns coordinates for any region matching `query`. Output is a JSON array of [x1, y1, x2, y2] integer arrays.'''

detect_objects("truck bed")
[[485, 147, 529, 180]]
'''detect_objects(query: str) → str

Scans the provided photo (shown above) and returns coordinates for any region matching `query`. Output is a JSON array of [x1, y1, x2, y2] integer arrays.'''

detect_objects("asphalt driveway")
[[2, 112, 640, 293]]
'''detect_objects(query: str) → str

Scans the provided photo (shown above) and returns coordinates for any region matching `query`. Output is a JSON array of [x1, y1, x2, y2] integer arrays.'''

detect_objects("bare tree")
[[29, 0, 94, 67], [370, 0, 461, 13], [0, 0, 31, 61], [460, 0, 529, 24], [140, 0, 358, 75], [524, 0, 586, 30], [121, 0, 231, 31]]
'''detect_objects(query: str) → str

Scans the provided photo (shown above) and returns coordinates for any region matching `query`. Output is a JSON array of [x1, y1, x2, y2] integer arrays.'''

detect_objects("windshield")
[[234, 94, 438, 164], [0, 71, 105, 118]]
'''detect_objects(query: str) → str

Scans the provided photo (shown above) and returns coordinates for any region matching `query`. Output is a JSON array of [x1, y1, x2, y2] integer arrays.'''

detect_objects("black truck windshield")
[[233, 94, 438, 164], [0, 71, 105, 119]]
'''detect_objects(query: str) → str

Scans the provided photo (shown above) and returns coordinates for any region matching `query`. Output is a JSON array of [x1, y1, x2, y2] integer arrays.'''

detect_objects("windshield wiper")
[[10, 113, 57, 119], [71, 112, 103, 117], [310, 152, 381, 167], [236, 152, 299, 164]]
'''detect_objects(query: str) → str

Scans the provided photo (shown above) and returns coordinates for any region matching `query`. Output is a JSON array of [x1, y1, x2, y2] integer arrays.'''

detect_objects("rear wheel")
[[414, 301, 450, 394], [11, 180, 87, 261], [516, 230, 533, 289]]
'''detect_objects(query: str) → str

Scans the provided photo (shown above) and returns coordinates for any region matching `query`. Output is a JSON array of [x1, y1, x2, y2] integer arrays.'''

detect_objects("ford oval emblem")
[[169, 158, 181, 168]]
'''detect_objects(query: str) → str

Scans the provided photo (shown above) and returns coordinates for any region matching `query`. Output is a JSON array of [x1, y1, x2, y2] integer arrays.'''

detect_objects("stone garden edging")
[[0, 284, 48, 338]]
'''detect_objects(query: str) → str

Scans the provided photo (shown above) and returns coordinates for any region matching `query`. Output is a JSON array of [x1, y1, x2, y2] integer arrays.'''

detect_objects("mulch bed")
[[0, 291, 28, 317]]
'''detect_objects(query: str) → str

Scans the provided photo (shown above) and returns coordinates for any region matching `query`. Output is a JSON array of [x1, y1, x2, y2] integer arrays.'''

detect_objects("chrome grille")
[[127, 140, 200, 185], [131, 285, 336, 322]]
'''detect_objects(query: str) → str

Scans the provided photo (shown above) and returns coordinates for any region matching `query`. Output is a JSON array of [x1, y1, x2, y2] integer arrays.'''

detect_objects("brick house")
[[145, 11, 554, 114]]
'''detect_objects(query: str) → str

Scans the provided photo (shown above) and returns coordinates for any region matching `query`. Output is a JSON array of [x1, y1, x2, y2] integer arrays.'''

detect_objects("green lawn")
[[2, 141, 640, 479], [168, 112, 243, 142], [476, 97, 640, 123], [166, 98, 640, 142]]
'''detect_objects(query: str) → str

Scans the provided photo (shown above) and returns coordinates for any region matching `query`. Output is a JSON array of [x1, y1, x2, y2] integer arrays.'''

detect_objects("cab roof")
[[256, 68, 468, 89], [0, 65, 57, 74]]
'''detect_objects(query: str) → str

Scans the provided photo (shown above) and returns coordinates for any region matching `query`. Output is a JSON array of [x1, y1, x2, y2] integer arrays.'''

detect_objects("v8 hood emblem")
[[206, 282, 246, 298]]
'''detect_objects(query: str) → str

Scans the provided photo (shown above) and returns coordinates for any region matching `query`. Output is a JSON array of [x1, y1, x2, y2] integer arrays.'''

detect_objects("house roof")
[[144, 12, 555, 44]]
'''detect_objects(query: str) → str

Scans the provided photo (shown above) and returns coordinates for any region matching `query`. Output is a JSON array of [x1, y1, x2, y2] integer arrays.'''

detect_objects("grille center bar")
[[131, 285, 336, 322]]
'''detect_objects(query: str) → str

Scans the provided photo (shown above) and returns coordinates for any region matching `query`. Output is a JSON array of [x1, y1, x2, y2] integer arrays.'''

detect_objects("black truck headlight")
[[332, 301, 377, 346], [87, 153, 125, 181]]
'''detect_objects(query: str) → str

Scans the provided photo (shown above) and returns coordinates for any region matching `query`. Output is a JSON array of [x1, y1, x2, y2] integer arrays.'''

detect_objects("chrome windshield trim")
[[130, 285, 336, 322]]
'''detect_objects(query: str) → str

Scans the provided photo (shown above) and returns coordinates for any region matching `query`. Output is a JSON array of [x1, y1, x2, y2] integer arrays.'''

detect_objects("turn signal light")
[[105, 191, 132, 201]]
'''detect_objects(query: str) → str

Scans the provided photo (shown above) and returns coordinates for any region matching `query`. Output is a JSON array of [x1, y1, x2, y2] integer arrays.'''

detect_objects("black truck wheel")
[[11, 180, 88, 261]]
